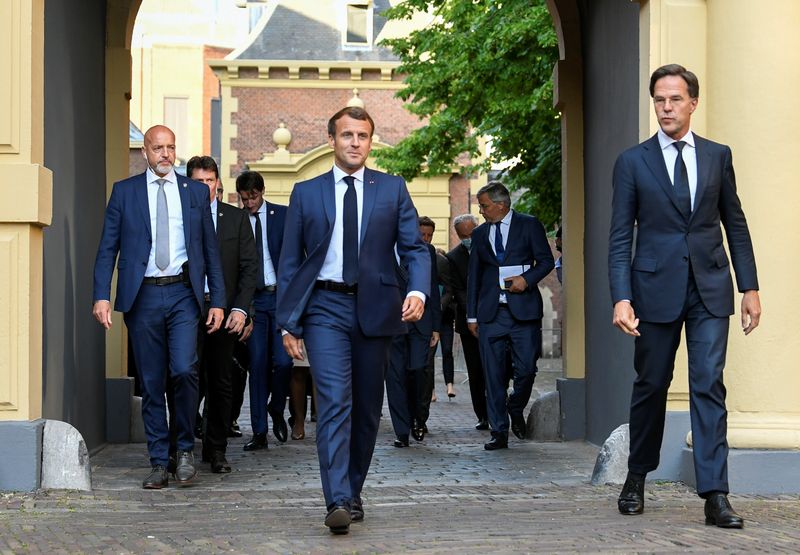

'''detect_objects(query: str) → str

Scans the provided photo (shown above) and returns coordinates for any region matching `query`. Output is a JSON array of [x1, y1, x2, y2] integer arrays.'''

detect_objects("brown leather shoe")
[[174, 451, 197, 485], [142, 465, 169, 489], [210, 451, 232, 474]]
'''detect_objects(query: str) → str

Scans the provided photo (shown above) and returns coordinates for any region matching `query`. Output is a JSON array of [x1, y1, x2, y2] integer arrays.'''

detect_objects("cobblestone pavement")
[[2, 359, 799, 553]]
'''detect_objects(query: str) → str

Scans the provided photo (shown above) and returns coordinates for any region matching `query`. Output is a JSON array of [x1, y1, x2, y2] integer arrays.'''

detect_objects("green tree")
[[376, 0, 561, 228]]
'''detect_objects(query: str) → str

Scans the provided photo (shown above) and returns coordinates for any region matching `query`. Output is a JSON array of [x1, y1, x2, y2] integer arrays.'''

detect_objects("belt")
[[142, 275, 183, 286], [315, 280, 357, 294], [257, 285, 277, 293]]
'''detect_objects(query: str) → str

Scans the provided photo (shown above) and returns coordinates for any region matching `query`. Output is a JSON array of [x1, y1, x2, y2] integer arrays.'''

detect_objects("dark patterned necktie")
[[342, 175, 359, 285], [673, 141, 691, 218], [254, 213, 266, 289]]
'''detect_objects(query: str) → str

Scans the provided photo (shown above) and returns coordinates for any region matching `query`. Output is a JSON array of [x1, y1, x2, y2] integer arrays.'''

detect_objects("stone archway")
[[545, 0, 587, 440]]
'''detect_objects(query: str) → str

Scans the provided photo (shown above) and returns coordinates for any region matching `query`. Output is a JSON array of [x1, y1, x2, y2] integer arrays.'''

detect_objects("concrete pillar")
[[705, 0, 800, 449], [638, 0, 800, 453], [0, 0, 51, 424]]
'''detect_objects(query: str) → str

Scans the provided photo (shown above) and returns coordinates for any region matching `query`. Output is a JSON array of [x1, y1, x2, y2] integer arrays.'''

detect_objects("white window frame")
[[341, 1, 373, 51]]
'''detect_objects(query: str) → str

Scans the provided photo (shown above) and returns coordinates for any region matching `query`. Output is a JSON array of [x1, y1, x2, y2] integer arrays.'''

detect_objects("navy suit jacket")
[[277, 167, 430, 338], [93, 171, 225, 313], [397, 243, 441, 337], [256, 200, 287, 286], [608, 133, 758, 322], [467, 211, 554, 323]]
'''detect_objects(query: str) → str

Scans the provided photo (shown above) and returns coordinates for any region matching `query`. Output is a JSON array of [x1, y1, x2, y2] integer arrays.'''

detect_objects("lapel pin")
[[218, 212, 223, 217], [269, 210, 274, 215], [183, 183, 187, 188]]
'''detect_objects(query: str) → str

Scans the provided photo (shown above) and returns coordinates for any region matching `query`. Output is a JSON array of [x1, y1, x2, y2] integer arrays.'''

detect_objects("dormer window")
[[343, 2, 372, 50]]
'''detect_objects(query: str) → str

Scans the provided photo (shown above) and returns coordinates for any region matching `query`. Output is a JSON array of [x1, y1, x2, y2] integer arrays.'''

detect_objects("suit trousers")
[[124, 282, 200, 466], [437, 306, 456, 385], [459, 330, 488, 422], [478, 307, 541, 435], [386, 329, 431, 438], [629, 273, 730, 496], [197, 305, 236, 454], [302, 289, 391, 509], [247, 289, 293, 435]]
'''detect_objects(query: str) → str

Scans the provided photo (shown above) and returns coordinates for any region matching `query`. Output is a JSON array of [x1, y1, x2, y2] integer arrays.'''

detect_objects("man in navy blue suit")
[[467, 181, 554, 451], [92, 125, 226, 489], [277, 107, 430, 534], [609, 64, 761, 528], [385, 216, 441, 447], [235, 170, 292, 451]]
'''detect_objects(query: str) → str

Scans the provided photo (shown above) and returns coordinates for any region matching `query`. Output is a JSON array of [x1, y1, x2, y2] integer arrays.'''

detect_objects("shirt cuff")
[[467, 318, 477, 324], [231, 308, 247, 316], [406, 290, 426, 303]]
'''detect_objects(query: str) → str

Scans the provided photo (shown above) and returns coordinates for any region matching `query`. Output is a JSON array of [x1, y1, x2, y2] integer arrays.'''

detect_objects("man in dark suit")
[[609, 64, 761, 528], [185, 156, 257, 473], [92, 125, 225, 489], [467, 181, 554, 451], [277, 107, 430, 534], [444, 213, 488, 430], [235, 171, 292, 450], [386, 217, 441, 447]]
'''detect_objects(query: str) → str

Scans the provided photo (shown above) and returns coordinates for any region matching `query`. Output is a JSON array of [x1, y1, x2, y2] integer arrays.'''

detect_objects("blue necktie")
[[673, 141, 692, 218], [494, 222, 505, 264], [342, 175, 359, 285]]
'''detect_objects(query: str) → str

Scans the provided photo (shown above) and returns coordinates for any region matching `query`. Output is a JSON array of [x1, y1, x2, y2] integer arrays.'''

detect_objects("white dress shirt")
[[657, 127, 698, 210], [144, 167, 188, 277], [317, 165, 424, 303], [249, 200, 278, 287], [318, 165, 365, 282], [203, 199, 218, 295], [467, 210, 513, 323]]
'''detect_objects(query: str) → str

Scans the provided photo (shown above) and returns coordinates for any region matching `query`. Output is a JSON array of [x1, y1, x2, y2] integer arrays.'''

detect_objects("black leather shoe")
[[227, 423, 242, 438], [618, 474, 645, 515], [475, 419, 489, 430], [484, 435, 508, 450], [510, 413, 526, 440], [324, 504, 351, 534], [243, 432, 268, 451], [210, 451, 232, 474], [411, 420, 425, 441], [393, 435, 409, 448], [142, 465, 169, 489], [174, 451, 197, 485], [704, 492, 744, 528], [351, 498, 364, 522], [271, 411, 288, 443]]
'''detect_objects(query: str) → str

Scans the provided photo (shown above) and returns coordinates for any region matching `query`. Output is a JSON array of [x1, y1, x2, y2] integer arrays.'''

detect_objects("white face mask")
[[460, 238, 472, 251]]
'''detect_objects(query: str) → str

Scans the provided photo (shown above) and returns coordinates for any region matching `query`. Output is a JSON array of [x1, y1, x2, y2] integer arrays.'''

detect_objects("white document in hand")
[[498, 264, 530, 290]]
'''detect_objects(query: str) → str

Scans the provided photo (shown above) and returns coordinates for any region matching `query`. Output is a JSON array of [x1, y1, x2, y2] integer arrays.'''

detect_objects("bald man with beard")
[[93, 125, 226, 489]]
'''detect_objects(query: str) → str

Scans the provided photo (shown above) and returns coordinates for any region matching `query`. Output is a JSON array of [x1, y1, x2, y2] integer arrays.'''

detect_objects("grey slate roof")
[[235, 0, 398, 62]]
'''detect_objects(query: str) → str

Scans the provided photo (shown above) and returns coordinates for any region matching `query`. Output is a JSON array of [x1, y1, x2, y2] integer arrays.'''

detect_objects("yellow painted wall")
[[250, 145, 452, 252], [640, 0, 800, 449], [131, 43, 205, 161]]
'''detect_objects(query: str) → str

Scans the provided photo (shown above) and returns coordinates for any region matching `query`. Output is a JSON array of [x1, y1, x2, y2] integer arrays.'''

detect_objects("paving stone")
[[1, 359, 798, 552]]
